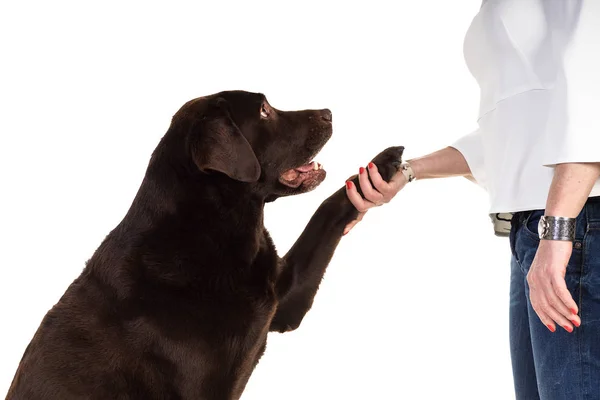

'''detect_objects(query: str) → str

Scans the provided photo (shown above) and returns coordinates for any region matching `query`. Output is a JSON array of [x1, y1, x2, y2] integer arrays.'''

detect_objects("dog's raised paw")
[[322, 145, 405, 220], [369, 146, 405, 182]]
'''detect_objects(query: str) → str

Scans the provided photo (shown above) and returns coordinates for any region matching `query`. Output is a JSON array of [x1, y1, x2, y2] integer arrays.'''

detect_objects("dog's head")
[[167, 91, 332, 200]]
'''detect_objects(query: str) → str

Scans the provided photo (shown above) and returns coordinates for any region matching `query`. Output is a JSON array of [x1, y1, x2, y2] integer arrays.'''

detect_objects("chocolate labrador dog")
[[6, 91, 404, 400]]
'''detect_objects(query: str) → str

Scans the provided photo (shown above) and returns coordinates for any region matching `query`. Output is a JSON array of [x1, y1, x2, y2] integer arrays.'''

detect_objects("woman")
[[345, 1, 600, 399]]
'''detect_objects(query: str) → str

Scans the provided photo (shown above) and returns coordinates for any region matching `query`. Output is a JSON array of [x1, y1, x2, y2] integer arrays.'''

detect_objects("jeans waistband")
[[512, 196, 600, 226]]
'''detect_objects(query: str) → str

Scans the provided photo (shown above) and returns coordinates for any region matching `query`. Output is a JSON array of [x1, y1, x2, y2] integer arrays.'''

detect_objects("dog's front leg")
[[269, 146, 404, 333], [269, 194, 354, 333]]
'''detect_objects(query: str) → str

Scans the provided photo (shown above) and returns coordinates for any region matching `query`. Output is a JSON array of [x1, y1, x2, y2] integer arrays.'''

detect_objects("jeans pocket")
[[513, 211, 544, 274], [522, 210, 544, 242]]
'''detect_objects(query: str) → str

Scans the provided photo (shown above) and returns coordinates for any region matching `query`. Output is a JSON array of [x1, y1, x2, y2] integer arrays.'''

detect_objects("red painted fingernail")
[[346, 181, 353, 189], [572, 319, 580, 328], [359, 167, 365, 174], [564, 325, 573, 333], [547, 324, 556, 332], [571, 308, 578, 315], [368, 162, 375, 169]]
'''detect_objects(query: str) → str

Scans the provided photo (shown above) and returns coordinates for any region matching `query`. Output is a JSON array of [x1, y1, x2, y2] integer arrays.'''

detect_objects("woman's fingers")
[[527, 240, 581, 333], [529, 294, 557, 333], [552, 273, 579, 318], [541, 284, 578, 332], [344, 159, 406, 236], [358, 167, 384, 205], [527, 267, 580, 332], [369, 162, 409, 203], [528, 284, 566, 333], [345, 181, 376, 213], [532, 300, 574, 333], [366, 163, 391, 198]]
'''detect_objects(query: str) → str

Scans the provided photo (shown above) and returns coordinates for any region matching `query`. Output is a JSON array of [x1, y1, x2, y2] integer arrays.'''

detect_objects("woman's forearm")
[[545, 163, 600, 218], [407, 146, 473, 180], [343, 146, 474, 234]]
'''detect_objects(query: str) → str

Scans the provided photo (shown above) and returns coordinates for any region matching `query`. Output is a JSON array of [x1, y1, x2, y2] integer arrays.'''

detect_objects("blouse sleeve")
[[542, 1, 600, 167], [450, 128, 487, 189]]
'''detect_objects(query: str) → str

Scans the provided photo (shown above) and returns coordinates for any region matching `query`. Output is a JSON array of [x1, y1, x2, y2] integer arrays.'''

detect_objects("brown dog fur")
[[6, 91, 404, 400]]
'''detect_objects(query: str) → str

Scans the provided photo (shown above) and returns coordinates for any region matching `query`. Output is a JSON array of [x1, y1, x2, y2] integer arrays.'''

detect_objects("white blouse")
[[452, 0, 600, 214]]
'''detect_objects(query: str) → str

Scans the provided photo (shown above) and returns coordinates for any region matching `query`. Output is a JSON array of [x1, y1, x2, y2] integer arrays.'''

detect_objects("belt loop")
[[584, 199, 590, 237], [509, 213, 520, 257]]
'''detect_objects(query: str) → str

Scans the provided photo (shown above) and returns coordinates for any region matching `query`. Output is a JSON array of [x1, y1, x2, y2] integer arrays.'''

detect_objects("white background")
[[0, 1, 515, 398]]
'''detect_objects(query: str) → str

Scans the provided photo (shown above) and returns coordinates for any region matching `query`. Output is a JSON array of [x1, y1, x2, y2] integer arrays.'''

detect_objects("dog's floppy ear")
[[190, 98, 261, 183]]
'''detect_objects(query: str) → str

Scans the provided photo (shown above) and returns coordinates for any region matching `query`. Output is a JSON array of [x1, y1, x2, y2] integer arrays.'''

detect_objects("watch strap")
[[400, 162, 416, 183]]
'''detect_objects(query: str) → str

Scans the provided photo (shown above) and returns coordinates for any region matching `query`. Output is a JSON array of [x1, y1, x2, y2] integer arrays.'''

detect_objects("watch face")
[[538, 217, 548, 238]]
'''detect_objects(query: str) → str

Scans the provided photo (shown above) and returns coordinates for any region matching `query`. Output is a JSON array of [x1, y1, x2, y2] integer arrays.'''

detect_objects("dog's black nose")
[[321, 109, 332, 122]]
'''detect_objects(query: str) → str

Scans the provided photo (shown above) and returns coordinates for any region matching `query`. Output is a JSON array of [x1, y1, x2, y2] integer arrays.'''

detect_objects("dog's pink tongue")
[[295, 162, 315, 172]]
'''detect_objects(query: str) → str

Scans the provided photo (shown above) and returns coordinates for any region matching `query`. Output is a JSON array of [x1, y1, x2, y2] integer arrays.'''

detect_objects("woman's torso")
[[463, 0, 600, 213]]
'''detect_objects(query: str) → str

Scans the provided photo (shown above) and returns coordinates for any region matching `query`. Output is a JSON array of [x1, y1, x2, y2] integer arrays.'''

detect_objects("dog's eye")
[[260, 104, 269, 119]]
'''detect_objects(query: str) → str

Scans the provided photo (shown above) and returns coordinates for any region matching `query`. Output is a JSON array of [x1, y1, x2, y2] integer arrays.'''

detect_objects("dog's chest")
[[254, 228, 280, 286]]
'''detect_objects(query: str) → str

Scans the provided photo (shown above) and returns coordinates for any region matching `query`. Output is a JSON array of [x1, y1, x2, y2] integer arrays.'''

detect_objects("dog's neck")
[[91, 172, 266, 281], [90, 148, 269, 279], [126, 170, 265, 229]]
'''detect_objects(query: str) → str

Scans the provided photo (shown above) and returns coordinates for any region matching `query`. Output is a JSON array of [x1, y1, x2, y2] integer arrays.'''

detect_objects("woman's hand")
[[530, 162, 600, 332], [342, 146, 474, 235], [343, 162, 407, 235], [527, 240, 581, 332]]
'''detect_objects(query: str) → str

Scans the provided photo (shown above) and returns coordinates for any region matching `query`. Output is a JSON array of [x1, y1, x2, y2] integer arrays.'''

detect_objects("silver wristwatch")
[[400, 162, 416, 182], [538, 216, 576, 241]]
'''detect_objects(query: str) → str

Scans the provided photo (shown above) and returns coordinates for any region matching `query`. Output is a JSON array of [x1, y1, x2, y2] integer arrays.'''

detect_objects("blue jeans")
[[509, 197, 600, 400]]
